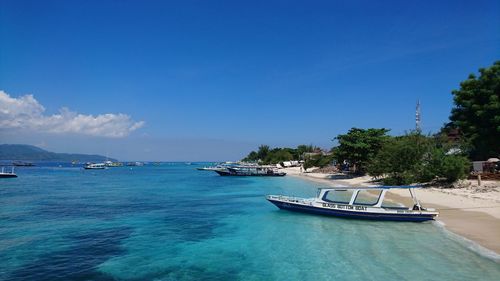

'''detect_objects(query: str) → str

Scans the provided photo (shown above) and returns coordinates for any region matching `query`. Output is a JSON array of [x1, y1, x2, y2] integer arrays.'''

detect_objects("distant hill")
[[0, 144, 117, 162]]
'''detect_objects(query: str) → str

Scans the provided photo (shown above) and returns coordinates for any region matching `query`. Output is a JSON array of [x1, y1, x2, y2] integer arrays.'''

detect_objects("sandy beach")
[[281, 167, 500, 255]]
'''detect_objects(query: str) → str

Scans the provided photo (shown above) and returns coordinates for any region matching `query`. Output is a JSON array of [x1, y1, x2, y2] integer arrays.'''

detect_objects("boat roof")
[[319, 185, 424, 190], [230, 165, 276, 168]]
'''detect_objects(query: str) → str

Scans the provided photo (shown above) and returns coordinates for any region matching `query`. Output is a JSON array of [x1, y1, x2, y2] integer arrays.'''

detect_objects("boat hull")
[[0, 174, 18, 178], [215, 170, 286, 177], [12, 162, 35, 167], [267, 198, 436, 222]]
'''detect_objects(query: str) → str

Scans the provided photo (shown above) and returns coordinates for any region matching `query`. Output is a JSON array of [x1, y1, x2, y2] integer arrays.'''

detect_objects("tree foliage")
[[303, 154, 333, 170], [242, 144, 317, 164], [332, 128, 390, 174], [449, 61, 500, 160], [367, 133, 470, 185], [296, 145, 316, 158], [257, 145, 270, 161]]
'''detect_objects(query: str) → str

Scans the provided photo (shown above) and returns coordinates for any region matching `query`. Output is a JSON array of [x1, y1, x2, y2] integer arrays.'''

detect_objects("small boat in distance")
[[0, 167, 17, 178], [12, 161, 35, 167], [267, 186, 438, 222], [104, 160, 123, 167], [84, 163, 106, 169], [126, 162, 144, 166]]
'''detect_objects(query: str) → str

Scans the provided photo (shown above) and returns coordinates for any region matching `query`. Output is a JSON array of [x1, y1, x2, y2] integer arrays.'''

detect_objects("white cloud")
[[0, 90, 145, 137]]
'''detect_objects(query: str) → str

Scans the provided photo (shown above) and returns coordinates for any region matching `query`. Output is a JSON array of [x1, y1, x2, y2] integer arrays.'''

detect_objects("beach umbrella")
[[486, 158, 500, 162]]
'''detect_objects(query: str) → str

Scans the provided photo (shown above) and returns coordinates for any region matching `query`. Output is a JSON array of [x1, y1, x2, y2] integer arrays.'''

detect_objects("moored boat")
[[0, 167, 17, 178], [104, 160, 123, 167], [267, 186, 438, 222], [126, 161, 144, 166], [215, 165, 286, 176], [84, 163, 106, 169], [197, 166, 227, 171], [12, 161, 35, 167], [198, 162, 247, 171]]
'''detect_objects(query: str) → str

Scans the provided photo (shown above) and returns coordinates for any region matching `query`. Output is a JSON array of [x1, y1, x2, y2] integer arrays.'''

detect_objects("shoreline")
[[281, 167, 500, 256]]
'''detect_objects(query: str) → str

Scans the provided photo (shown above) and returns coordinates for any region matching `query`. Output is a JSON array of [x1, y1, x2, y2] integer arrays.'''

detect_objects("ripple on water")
[[5, 226, 132, 281], [1, 165, 500, 281]]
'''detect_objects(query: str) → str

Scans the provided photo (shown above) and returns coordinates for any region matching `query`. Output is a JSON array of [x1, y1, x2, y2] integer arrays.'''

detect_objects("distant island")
[[0, 144, 116, 162]]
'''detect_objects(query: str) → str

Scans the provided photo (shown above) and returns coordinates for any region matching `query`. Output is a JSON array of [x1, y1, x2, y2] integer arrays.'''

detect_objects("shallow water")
[[1, 164, 499, 280]]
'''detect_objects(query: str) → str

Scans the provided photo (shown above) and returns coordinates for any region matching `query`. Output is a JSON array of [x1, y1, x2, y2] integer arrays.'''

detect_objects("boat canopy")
[[316, 186, 425, 210], [319, 185, 424, 191]]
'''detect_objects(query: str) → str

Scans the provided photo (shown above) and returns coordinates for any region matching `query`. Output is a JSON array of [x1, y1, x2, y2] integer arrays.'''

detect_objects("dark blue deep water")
[[1, 164, 499, 280]]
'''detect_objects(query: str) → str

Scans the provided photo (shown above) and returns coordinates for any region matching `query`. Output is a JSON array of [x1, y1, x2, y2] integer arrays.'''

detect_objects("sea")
[[1, 163, 499, 281]]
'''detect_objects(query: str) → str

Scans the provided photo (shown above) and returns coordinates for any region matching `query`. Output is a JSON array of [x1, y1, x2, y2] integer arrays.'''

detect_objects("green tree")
[[242, 151, 259, 162], [264, 148, 294, 164], [295, 144, 316, 159], [449, 61, 500, 160], [367, 133, 470, 185], [257, 145, 270, 161], [303, 154, 333, 170], [242, 144, 316, 164], [367, 133, 429, 184], [440, 155, 470, 183], [333, 128, 390, 174]]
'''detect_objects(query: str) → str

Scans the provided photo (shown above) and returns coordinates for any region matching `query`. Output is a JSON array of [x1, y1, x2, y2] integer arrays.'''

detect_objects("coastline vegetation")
[[447, 61, 500, 160], [366, 133, 470, 185], [242, 144, 318, 164], [242, 61, 499, 185], [331, 128, 390, 174], [302, 153, 334, 171]]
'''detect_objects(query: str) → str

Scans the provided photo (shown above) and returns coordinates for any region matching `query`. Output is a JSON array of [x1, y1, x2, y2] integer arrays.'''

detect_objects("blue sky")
[[1, 0, 499, 161]]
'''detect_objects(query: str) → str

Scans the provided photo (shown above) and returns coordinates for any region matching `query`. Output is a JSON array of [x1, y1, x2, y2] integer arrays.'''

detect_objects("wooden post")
[[478, 174, 482, 186]]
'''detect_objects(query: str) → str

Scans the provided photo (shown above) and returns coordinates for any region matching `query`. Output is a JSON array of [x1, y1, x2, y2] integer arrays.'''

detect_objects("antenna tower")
[[415, 100, 421, 132]]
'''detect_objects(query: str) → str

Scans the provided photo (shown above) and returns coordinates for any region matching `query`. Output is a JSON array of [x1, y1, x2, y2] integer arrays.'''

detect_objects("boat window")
[[322, 190, 354, 204], [353, 190, 382, 205], [381, 190, 412, 209]]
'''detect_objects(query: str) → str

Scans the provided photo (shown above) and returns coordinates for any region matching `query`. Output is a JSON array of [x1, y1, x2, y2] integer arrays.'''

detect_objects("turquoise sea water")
[[1, 163, 499, 281]]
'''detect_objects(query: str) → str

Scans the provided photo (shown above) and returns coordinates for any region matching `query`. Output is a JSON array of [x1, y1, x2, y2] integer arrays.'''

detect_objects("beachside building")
[[282, 160, 301, 167]]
